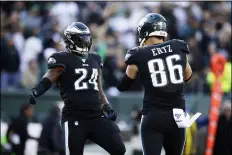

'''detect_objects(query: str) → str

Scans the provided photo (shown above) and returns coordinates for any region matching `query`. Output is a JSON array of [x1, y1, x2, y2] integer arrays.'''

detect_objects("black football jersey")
[[125, 39, 190, 112], [47, 51, 103, 121]]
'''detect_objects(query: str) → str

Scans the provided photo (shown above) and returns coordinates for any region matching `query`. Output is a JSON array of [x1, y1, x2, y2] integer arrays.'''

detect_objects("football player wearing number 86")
[[28, 22, 126, 155], [118, 13, 193, 155]]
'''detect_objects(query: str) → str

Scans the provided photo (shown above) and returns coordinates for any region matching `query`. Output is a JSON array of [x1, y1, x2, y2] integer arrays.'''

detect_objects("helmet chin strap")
[[139, 38, 146, 47]]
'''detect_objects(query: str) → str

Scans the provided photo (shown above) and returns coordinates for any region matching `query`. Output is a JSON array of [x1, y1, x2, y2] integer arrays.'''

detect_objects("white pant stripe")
[[64, 121, 70, 155], [140, 115, 146, 155]]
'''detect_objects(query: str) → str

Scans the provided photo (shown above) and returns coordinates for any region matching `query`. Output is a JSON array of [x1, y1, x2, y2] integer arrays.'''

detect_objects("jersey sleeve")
[[47, 53, 66, 69], [173, 39, 190, 54], [124, 47, 139, 65]]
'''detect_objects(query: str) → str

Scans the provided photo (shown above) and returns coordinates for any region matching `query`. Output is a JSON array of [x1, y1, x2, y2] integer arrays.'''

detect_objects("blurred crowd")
[[1, 103, 65, 155], [1, 1, 231, 94]]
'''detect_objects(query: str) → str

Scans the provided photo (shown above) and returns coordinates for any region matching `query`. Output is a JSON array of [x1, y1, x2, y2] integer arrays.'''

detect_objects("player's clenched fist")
[[103, 104, 117, 121], [28, 89, 37, 105]]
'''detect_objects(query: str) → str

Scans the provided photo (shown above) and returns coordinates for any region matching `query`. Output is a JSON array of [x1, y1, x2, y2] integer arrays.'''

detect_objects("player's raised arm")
[[28, 53, 65, 105]]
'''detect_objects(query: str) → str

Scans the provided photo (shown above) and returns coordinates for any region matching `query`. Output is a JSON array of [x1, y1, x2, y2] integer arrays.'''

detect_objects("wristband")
[[102, 104, 112, 112], [117, 74, 135, 91], [32, 77, 52, 97]]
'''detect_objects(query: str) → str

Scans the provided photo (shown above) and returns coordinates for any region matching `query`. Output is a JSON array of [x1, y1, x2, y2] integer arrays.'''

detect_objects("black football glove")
[[103, 104, 117, 121], [28, 89, 38, 105]]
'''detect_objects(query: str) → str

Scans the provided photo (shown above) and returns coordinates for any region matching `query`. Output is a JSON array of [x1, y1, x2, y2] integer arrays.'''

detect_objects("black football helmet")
[[137, 13, 168, 46], [63, 22, 92, 55]]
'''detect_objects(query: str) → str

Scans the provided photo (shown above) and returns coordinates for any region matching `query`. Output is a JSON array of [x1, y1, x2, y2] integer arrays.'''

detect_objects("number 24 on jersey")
[[74, 68, 99, 91]]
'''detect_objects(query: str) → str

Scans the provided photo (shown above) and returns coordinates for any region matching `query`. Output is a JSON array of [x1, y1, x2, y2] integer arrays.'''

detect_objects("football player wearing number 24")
[[118, 13, 193, 155], [28, 22, 126, 155]]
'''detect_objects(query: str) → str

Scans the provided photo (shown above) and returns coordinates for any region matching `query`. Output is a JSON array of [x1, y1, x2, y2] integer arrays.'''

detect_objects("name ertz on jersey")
[[151, 45, 173, 56]]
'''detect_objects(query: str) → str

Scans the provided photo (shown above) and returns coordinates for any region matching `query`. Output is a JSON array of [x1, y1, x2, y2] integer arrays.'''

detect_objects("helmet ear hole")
[[141, 31, 148, 38]]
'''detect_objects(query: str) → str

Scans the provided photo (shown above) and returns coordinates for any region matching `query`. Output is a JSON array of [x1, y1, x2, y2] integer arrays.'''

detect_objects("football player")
[[118, 13, 192, 155], [28, 22, 126, 155]]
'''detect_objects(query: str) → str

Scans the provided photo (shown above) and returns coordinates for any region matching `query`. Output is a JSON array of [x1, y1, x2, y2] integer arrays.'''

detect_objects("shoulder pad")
[[89, 52, 103, 68], [49, 52, 59, 58], [125, 47, 138, 61], [89, 51, 99, 56], [172, 39, 190, 54], [125, 47, 139, 65], [47, 52, 66, 69], [89, 52, 101, 60], [49, 51, 67, 58], [48, 52, 60, 63], [172, 39, 187, 44]]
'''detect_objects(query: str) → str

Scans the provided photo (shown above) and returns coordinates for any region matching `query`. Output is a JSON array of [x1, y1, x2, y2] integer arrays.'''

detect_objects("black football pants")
[[141, 109, 186, 155], [63, 116, 126, 155]]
